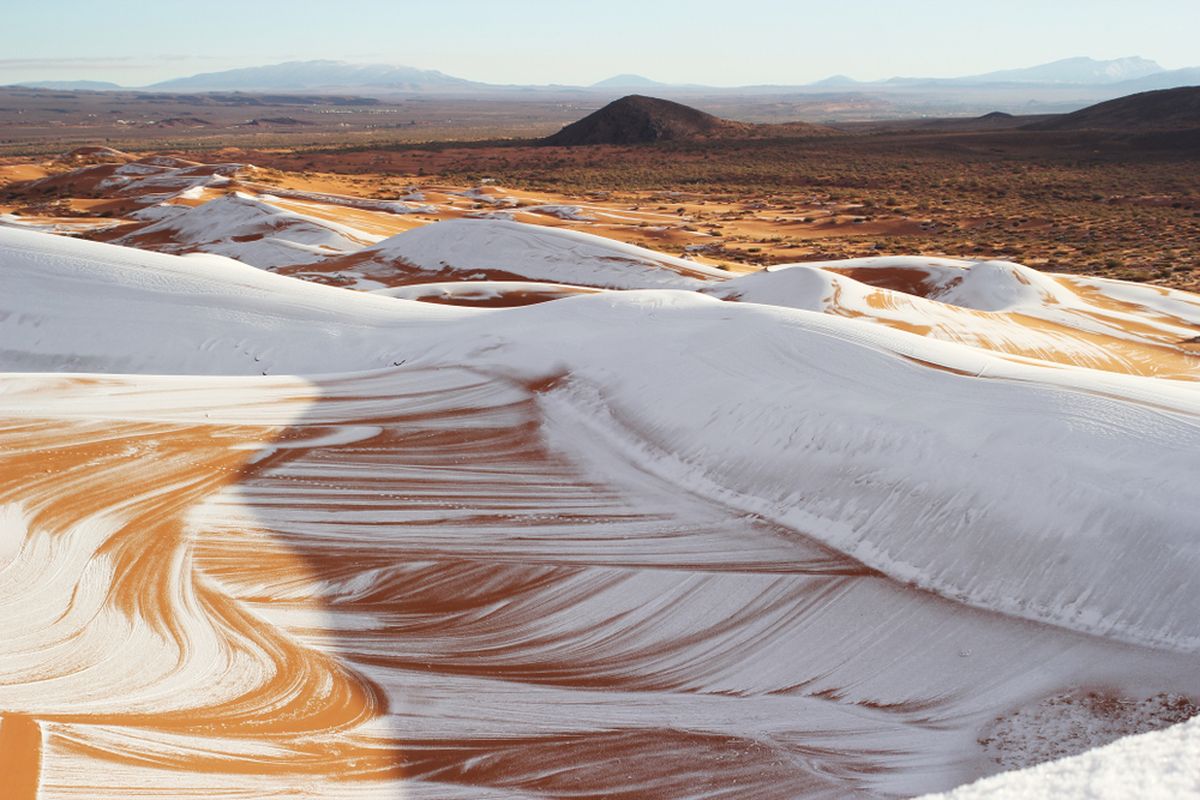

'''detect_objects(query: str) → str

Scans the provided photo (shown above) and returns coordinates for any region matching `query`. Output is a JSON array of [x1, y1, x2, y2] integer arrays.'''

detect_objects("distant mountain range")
[[805, 57, 1200, 94], [590, 74, 669, 89], [15, 80, 123, 91], [148, 60, 480, 92], [10, 56, 1198, 96], [8, 57, 1200, 122], [960, 56, 1161, 84], [810, 57, 1165, 87]]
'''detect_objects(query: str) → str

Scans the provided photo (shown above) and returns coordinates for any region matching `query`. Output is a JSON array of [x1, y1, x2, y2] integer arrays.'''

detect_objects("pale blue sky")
[[3, 0, 1197, 87]]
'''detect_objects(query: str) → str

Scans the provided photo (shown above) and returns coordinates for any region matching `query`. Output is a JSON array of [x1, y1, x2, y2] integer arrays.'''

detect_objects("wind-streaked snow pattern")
[[1, 194, 1199, 800]]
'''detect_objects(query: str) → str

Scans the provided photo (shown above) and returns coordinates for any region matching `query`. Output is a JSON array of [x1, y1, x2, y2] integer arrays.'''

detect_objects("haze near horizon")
[[2, 0, 1198, 87]]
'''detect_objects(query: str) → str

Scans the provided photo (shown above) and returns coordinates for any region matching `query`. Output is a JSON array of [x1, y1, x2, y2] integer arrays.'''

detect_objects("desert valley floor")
[[1, 148, 1199, 799]]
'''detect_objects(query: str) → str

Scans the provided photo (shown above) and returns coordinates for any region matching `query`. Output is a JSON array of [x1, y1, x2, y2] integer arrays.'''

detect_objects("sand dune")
[[295, 218, 728, 290], [708, 257, 1200, 379], [1, 152, 1199, 798], [112, 191, 382, 267]]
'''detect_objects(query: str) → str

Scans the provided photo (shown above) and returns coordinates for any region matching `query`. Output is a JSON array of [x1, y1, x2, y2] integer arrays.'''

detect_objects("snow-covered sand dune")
[[708, 256, 1200, 379], [1, 219, 1198, 799], [111, 192, 383, 268], [283, 218, 730, 290]]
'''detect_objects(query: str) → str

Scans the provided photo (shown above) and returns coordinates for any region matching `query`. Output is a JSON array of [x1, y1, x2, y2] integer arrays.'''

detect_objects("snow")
[[109, 162, 167, 177], [1068, 275, 1200, 326], [744, 256, 1080, 312], [0, 213, 117, 234], [703, 261, 838, 310], [522, 204, 596, 221], [492, 294, 1200, 653], [0, 226, 458, 375], [247, 185, 439, 216], [380, 201, 439, 214], [705, 256, 1200, 379], [933, 259, 1078, 310], [977, 690, 1197, 771], [0, 502, 28, 568], [2, 223, 1199, 797], [374, 280, 601, 302], [456, 186, 520, 206], [922, 717, 1200, 799], [98, 161, 242, 196], [4, 225, 1199, 653], [116, 192, 382, 268], [356, 218, 728, 288]]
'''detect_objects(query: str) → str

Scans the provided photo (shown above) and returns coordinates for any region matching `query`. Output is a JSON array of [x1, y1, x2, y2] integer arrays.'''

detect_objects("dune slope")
[[1, 222, 1198, 799]]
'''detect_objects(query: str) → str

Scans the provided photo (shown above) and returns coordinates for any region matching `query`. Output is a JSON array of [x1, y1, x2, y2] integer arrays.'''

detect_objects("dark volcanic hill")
[[541, 95, 832, 145], [543, 95, 740, 145], [1025, 86, 1200, 131]]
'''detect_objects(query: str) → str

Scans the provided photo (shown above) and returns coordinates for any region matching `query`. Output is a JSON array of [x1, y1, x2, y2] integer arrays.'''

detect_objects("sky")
[[2, 0, 1198, 87]]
